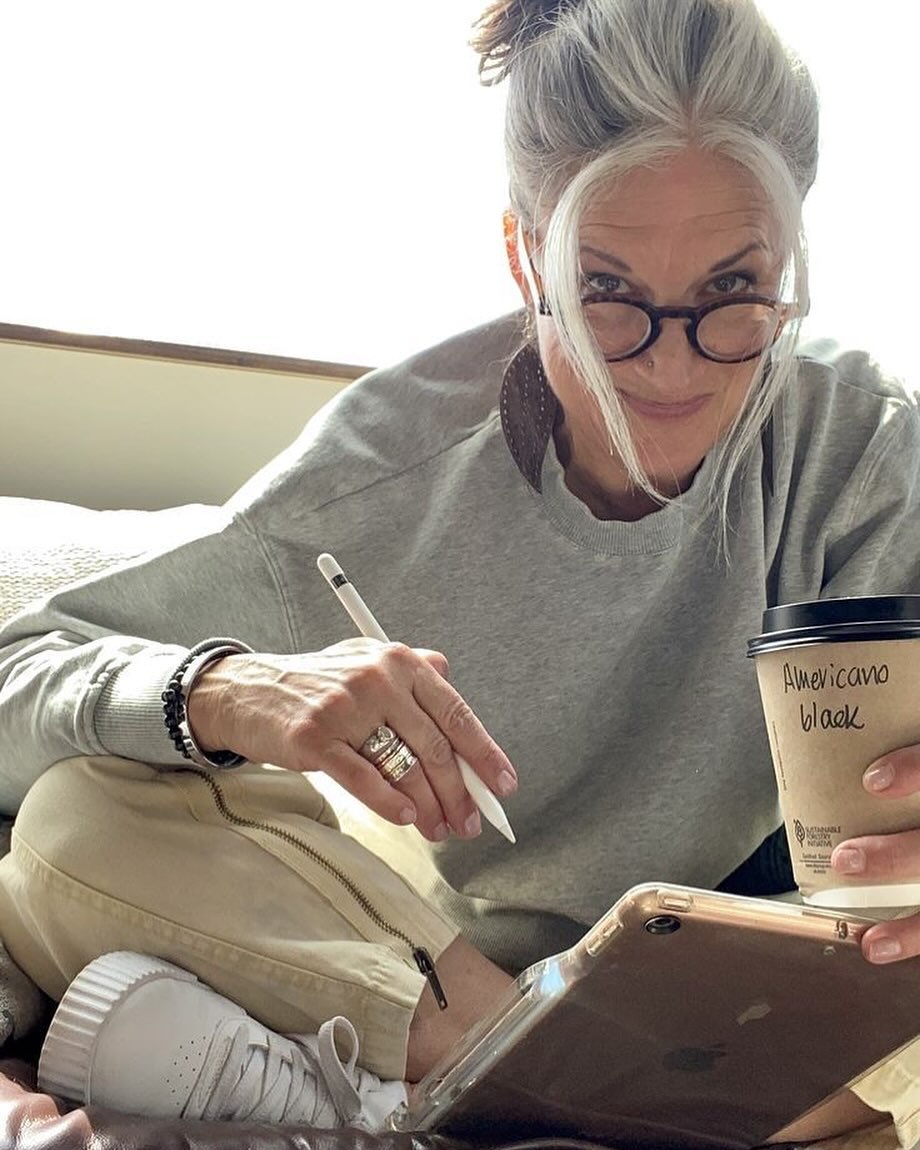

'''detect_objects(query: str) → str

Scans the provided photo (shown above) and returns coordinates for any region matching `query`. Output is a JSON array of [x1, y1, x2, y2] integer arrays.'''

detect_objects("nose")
[[638, 317, 698, 389]]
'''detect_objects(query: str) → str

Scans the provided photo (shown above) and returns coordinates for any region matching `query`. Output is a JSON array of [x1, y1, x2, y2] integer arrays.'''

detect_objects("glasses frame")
[[539, 293, 785, 364]]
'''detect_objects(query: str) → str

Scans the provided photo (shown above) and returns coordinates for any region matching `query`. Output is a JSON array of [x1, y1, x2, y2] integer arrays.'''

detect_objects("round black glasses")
[[538, 294, 784, 364]]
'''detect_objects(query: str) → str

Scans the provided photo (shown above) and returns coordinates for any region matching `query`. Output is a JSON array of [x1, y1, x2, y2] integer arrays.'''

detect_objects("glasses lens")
[[697, 302, 779, 362], [583, 301, 650, 359]]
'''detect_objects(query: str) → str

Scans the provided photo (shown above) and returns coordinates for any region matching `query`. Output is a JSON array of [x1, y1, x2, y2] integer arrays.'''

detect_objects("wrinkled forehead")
[[585, 150, 771, 223], [542, 149, 787, 279]]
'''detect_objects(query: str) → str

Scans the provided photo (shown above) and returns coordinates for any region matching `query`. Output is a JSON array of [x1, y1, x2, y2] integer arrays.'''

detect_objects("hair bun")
[[471, 0, 578, 84]]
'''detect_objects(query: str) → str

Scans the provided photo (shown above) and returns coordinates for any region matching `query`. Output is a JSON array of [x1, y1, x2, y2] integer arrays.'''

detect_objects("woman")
[[1, 0, 919, 1141]]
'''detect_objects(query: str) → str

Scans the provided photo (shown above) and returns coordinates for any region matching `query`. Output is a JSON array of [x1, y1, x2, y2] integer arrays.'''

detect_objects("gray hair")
[[474, 0, 819, 548]]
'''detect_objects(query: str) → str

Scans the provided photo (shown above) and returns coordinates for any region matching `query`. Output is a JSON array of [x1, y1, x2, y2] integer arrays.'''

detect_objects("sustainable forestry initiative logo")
[[791, 819, 840, 849]]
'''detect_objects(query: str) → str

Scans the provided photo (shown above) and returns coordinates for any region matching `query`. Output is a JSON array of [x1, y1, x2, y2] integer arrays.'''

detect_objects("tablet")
[[395, 884, 920, 1149]]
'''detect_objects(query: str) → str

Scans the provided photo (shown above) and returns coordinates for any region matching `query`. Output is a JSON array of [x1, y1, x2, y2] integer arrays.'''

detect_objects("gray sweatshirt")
[[2, 314, 918, 970]]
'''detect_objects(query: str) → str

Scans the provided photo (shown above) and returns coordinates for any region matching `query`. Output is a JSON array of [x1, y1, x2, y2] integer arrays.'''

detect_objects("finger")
[[831, 828, 920, 884], [379, 700, 480, 841], [861, 914, 920, 964], [386, 664, 515, 841], [320, 742, 418, 828], [416, 648, 450, 681], [359, 644, 480, 840], [863, 746, 920, 797], [413, 661, 518, 798]]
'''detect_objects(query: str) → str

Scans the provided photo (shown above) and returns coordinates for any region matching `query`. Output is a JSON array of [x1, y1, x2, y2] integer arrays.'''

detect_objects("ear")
[[771, 302, 794, 344], [503, 209, 531, 304]]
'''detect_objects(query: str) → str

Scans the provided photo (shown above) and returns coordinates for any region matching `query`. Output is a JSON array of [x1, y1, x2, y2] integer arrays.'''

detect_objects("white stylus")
[[316, 552, 516, 844]]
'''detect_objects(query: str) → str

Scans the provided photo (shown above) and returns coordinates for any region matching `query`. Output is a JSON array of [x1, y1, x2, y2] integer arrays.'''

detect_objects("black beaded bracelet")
[[162, 639, 252, 769]]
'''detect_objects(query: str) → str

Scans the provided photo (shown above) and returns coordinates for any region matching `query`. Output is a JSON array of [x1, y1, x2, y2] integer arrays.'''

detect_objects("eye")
[[582, 272, 628, 295], [707, 271, 756, 296]]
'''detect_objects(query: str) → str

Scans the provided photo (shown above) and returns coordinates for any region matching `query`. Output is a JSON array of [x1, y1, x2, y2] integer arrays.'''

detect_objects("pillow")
[[0, 497, 218, 628]]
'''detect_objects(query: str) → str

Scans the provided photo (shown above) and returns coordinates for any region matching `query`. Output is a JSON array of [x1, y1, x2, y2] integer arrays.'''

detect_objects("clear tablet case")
[[398, 884, 920, 1149]]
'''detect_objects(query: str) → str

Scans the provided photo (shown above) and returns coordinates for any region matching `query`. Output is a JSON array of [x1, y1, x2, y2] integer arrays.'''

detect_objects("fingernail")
[[832, 847, 866, 874], [496, 769, 517, 796], [463, 811, 482, 837], [431, 821, 450, 842], [865, 761, 895, 792], [869, 938, 902, 963], [398, 806, 416, 825]]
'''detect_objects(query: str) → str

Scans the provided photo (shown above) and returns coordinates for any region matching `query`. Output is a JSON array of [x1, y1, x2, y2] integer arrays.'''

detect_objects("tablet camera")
[[644, 915, 682, 935]]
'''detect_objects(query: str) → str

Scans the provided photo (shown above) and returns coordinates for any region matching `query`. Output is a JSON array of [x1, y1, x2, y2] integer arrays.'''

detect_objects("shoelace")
[[190, 1016, 364, 1126]]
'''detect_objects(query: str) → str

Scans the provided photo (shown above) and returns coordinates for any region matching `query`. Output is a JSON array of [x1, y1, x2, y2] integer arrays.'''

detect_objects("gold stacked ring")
[[360, 725, 419, 785]]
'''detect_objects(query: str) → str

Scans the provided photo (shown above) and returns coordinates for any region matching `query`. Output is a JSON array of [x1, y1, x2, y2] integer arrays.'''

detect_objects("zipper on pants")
[[182, 767, 448, 1008]]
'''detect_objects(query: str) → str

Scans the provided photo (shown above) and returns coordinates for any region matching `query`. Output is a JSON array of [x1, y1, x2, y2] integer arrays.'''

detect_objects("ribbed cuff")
[[95, 648, 192, 766]]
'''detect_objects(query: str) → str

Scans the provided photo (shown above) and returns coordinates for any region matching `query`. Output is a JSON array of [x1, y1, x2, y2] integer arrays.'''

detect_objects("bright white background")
[[0, 2, 914, 378]]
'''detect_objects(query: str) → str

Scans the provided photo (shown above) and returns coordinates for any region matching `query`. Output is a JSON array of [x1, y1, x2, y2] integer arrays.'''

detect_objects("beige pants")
[[0, 756, 458, 1080]]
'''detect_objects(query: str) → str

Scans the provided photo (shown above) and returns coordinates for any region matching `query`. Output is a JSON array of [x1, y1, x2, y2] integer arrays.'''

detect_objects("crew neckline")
[[499, 342, 713, 556]]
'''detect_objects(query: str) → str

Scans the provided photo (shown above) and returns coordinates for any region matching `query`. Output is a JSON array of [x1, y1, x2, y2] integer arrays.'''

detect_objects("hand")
[[830, 746, 920, 963], [186, 638, 518, 843]]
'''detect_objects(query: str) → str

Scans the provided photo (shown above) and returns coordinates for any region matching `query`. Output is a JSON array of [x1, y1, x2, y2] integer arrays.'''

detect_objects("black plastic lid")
[[747, 595, 920, 656]]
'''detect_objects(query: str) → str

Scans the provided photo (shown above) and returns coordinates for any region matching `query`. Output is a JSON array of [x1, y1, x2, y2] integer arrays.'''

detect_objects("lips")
[[618, 390, 712, 421]]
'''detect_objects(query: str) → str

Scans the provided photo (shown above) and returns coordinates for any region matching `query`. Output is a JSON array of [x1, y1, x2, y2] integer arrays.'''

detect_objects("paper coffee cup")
[[748, 596, 920, 908]]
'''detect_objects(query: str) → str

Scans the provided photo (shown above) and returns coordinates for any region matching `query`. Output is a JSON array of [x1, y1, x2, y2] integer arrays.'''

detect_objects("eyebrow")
[[579, 241, 769, 275]]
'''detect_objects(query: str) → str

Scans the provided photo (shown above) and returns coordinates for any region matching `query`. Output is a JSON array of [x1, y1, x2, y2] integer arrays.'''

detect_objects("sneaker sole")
[[38, 951, 198, 1104]]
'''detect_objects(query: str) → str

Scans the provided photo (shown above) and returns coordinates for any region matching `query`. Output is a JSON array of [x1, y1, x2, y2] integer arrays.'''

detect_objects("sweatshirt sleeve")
[[766, 350, 920, 605], [820, 396, 920, 599], [0, 510, 296, 815]]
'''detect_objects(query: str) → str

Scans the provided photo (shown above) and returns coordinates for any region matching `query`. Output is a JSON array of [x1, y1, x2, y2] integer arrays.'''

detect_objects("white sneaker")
[[37, 951, 407, 1131]]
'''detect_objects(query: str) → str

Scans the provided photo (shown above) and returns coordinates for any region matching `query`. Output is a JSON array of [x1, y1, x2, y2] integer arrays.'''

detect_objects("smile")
[[618, 391, 712, 421]]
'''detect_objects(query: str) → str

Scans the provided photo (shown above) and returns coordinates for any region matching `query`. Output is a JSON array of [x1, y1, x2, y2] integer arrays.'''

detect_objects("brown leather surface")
[[0, 1060, 461, 1150], [498, 343, 559, 492]]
